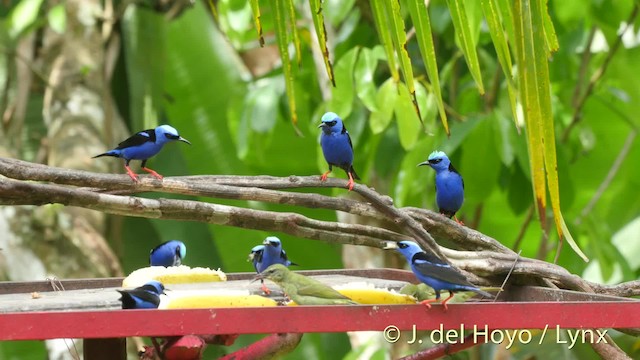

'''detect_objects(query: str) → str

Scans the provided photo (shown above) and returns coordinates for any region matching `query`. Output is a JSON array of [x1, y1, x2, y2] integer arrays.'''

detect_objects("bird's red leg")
[[346, 171, 355, 191], [453, 215, 464, 225], [124, 165, 139, 182], [441, 292, 456, 311], [142, 166, 164, 180], [260, 281, 271, 295], [419, 298, 439, 309], [320, 170, 331, 181]]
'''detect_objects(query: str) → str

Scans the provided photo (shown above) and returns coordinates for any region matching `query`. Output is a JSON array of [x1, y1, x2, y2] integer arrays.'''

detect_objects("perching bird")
[[150, 240, 186, 267], [318, 112, 360, 191], [248, 237, 296, 294], [385, 241, 491, 310], [255, 264, 357, 305], [418, 150, 464, 224], [93, 124, 191, 182], [117, 280, 166, 309]]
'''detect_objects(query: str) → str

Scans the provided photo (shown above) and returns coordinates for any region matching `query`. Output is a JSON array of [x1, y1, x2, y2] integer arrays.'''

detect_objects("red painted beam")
[[1, 302, 638, 341]]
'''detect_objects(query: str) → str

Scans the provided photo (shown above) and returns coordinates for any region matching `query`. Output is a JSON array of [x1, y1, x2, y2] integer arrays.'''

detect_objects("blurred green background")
[[1, 0, 639, 358]]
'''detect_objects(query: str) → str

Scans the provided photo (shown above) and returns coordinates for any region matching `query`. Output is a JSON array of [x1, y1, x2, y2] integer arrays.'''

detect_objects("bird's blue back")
[[150, 240, 186, 267], [427, 151, 464, 215], [251, 237, 293, 273], [104, 125, 183, 161], [320, 113, 354, 168], [118, 281, 165, 309], [396, 241, 478, 293]]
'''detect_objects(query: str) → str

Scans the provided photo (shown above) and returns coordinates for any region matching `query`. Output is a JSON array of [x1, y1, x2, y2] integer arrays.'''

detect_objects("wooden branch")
[[0, 158, 632, 299]]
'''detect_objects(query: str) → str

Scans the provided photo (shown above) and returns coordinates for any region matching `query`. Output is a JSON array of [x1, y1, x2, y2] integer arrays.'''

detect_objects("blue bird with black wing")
[[117, 280, 166, 309], [418, 150, 464, 224], [93, 124, 190, 182], [385, 241, 491, 310], [318, 112, 360, 191], [248, 236, 296, 294], [150, 240, 186, 267]]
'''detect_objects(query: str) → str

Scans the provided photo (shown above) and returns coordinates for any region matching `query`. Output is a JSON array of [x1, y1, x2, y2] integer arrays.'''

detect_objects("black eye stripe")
[[165, 133, 179, 140], [327, 120, 337, 127], [429, 159, 442, 164]]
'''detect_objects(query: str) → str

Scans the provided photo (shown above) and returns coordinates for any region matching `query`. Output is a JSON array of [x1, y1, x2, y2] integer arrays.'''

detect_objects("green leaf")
[[539, 0, 559, 53], [370, 0, 399, 82], [269, 0, 299, 132], [284, 0, 302, 65], [249, 0, 265, 46], [513, 0, 588, 261], [406, 0, 449, 135], [6, 0, 44, 39], [395, 83, 421, 150], [384, 0, 421, 120], [354, 47, 378, 112], [369, 78, 398, 134], [47, 3, 66, 34], [328, 47, 359, 118], [445, 0, 485, 94], [460, 117, 501, 205], [309, 0, 335, 86], [481, 0, 518, 128]]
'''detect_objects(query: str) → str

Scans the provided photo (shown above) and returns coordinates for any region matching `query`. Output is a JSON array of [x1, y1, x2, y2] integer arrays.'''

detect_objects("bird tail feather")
[[92, 150, 120, 159], [472, 288, 494, 299], [349, 165, 360, 180]]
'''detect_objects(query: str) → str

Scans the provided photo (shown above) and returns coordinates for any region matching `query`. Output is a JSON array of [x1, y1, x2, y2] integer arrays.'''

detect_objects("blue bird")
[[93, 124, 191, 182], [150, 240, 186, 267], [418, 150, 464, 224], [117, 280, 166, 309], [248, 236, 296, 294], [318, 112, 360, 191], [385, 241, 491, 310]]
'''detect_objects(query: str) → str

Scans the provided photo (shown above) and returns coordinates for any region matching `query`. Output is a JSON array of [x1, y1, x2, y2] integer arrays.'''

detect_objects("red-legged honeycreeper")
[[248, 237, 297, 294], [150, 240, 186, 267], [418, 150, 464, 224], [117, 280, 166, 309], [93, 125, 190, 182], [318, 112, 360, 191], [254, 264, 356, 305], [384, 241, 491, 310]]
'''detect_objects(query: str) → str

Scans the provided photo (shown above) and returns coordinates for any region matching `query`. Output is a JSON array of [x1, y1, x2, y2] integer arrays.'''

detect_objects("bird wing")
[[294, 274, 350, 300], [341, 123, 354, 151], [412, 252, 474, 287], [116, 129, 156, 149], [249, 246, 265, 272], [118, 289, 160, 308], [448, 163, 464, 189]]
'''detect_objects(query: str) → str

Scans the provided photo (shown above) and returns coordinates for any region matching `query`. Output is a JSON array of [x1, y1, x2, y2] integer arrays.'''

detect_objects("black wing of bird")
[[116, 129, 156, 149], [117, 289, 160, 308], [341, 123, 354, 151], [448, 163, 464, 189], [412, 252, 474, 287]]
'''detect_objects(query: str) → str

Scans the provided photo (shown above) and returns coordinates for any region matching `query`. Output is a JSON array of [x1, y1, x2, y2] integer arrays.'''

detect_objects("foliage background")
[[1, 0, 639, 358]]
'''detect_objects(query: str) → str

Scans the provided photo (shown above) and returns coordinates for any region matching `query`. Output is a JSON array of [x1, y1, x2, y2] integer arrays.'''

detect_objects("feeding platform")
[[0, 269, 638, 359]]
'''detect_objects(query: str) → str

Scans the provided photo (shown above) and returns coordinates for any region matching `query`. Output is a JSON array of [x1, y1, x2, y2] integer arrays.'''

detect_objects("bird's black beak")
[[383, 241, 399, 250], [417, 160, 430, 167], [251, 274, 265, 283], [318, 123, 325, 129], [178, 137, 191, 145]]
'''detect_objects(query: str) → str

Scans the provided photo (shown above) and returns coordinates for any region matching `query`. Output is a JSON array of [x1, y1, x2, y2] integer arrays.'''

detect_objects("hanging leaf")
[[445, 0, 485, 94], [406, 0, 449, 135], [513, 0, 588, 262], [395, 83, 421, 150], [285, 0, 302, 65], [481, 0, 520, 129], [309, 0, 336, 86], [269, 0, 299, 133], [370, 0, 399, 82], [249, 0, 265, 46], [540, 0, 559, 53], [384, 0, 421, 121]]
